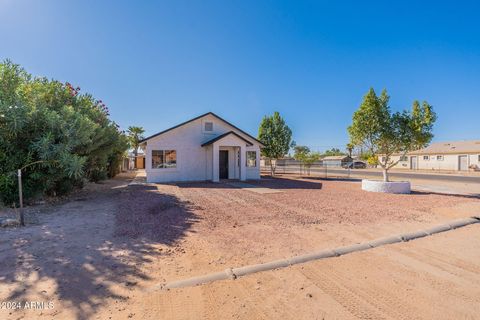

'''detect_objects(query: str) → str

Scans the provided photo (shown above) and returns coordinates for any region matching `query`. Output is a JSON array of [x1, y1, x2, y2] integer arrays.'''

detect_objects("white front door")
[[410, 156, 417, 170], [459, 155, 468, 171]]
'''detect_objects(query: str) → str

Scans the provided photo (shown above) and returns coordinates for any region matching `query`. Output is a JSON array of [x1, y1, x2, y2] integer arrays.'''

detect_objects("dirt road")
[[1, 174, 479, 319]]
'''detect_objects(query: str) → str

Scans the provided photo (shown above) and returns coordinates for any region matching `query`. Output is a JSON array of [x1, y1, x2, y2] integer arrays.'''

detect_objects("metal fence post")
[[17, 169, 25, 226], [18, 169, 23, 208]]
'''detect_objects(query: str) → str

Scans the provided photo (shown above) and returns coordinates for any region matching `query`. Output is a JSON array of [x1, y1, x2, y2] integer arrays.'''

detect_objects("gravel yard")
[[1, 174, 479, 319]]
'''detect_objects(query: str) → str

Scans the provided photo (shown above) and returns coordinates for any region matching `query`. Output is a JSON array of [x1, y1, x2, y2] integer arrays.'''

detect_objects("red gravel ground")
[[142, 175, 478, 265]]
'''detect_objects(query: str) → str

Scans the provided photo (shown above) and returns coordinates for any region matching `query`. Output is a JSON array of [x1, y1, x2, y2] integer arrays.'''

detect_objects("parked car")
[[346, 161, 367, 169]]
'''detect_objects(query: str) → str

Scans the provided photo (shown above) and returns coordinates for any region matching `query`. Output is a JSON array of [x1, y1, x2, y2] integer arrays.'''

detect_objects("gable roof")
[[139, 112, 264, 146], [409, 140, 480, 155], [201, 131, 253, 147]]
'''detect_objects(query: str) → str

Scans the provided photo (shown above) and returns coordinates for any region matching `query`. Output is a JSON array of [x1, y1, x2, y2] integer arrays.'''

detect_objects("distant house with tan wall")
[[380, 140, 480, 171], [135, 154, 145, 169], [322, 155, 353, 167]]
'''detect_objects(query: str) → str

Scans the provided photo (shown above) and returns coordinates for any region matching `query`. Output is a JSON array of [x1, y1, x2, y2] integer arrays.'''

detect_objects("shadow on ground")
[[174, 176, 323, 190], [299, 176, 362, 183], [411, 190, 480, 200], [0, 180, 199, 320]]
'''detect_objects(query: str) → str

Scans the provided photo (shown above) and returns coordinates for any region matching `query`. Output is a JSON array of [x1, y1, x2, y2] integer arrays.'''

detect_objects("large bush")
[[0, 60, 128, 205]]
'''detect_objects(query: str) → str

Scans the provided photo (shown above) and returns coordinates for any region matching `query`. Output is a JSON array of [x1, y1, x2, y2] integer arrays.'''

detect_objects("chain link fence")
[[260, 158, 368, 179]]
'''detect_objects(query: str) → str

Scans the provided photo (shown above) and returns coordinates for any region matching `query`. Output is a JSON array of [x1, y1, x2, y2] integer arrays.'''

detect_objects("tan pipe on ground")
[[153, 216, 480, 291]]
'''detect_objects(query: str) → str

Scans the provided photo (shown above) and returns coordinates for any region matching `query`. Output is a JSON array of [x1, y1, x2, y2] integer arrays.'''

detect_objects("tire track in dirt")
[[200, 272, 306, 320], [352, 245, 479, 313], [236, 275, 298, 319], [396, 246, 480, 283], [304, 260, 421, 320], [375, 248, 480, 307], [299, 265, 388, 319], [418, 247, 480, 276]]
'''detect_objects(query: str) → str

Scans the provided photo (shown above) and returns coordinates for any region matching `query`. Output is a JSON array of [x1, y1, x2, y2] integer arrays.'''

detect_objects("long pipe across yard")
[[150, 216, 480, 291]]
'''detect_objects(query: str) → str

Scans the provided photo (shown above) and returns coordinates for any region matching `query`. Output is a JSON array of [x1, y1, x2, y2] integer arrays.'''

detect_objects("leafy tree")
[[293, 145, 310, 174], [127, 126, 145, 169], [322, 148, 345, 157], [359, 151, 378, 167], [296, 151, 321, 176], [346, 143, 355, 157], [0, 60, 128, 205], [293, 145, 310, 158], [258, 111, 292, 175], [348, 88, 436, 181]]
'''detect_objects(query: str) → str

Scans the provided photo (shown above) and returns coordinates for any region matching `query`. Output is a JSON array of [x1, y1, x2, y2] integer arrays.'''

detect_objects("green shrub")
[[0, 60, 128, 206]]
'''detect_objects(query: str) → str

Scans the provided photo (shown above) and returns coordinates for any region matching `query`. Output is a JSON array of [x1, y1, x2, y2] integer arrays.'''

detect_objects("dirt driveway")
[[1, 174, 480, 319]]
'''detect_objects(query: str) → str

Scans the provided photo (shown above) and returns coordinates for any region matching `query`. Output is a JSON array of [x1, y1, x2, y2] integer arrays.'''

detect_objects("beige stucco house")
[[139, 112, 263, 183], [381, 140, 480, 171]]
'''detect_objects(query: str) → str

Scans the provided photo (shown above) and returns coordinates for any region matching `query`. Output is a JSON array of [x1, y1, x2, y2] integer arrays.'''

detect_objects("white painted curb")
[[362, 179, 411, 194]]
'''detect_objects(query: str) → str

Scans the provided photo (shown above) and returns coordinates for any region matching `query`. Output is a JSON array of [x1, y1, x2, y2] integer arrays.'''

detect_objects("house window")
[[381, 157, 386, 162], [152, 150, 176, 169], [204, 122, 213, 132], [400, 156, 408, 161], [437, 155, 444, 161], [478, 155, 480, 162], [246, 151, 256, 167], [423, 155, 429, 161]]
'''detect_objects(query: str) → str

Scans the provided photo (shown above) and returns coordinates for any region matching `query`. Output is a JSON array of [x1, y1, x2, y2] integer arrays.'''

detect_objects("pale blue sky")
[[1, 0, 479, 152]]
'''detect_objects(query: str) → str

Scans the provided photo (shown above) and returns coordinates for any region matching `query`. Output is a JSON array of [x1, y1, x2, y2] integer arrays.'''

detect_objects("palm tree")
[[346, 143, 354, 158], [127, 126, 145, 169]]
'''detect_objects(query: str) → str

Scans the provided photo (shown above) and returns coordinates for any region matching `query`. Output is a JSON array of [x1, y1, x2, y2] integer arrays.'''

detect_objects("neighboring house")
[[135, 154, 145, 169], [322, 155, 352, 167], [380, 140, 480, 171], [123, 152, 145, 170], [120, 157, 130, 172], [139, 112, 263, 183]]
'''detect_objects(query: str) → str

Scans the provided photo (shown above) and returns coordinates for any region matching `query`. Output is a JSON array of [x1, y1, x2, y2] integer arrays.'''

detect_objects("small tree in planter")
[[258, 112, 293, 176], [348, 88, 436, 182]]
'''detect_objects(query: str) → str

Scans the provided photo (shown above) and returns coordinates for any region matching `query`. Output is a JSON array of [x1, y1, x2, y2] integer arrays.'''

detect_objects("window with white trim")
[[152, 150, 176, 168], [246, 151, 256, 167], [423, 155, 429, 161], [400, 156, 408, 161], [437, 155, 444, 161]]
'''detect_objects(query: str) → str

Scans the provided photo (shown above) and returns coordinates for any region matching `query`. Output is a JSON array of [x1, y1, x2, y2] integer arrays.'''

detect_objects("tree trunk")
[[382, 169, 389, 182], [270, 159, 274, 176], [133, 148, 138, 169]]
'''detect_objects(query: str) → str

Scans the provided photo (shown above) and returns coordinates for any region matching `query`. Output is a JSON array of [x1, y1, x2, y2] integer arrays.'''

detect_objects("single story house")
[[139, 112, 263, 183], [381, 140, 480, 171], [322, 155, 353, 167]]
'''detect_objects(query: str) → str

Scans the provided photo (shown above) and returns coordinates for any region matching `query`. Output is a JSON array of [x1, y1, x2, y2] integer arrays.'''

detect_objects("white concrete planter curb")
[[362, 179, 411, 194]]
